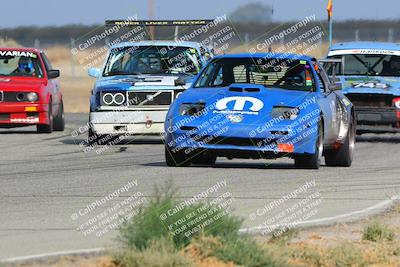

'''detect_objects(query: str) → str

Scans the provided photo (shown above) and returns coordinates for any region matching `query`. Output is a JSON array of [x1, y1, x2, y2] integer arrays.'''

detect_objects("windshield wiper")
[[104, 71, 142, 77], [164, 70, 194, 76]]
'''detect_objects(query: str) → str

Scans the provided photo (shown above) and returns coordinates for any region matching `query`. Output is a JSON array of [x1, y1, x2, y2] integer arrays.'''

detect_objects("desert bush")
[[329, 243, 365, 267], [191, 235, 288, 267], [362, 220, 395, 242], [113, 238, 192, 267], [118, 183, 242, 250]]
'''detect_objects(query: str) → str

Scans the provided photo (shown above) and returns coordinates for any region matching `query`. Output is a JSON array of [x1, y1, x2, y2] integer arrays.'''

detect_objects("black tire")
[[165, 145, 190, 167], [325, 121, 355, 167], [191, 151, 217, 166], [53, 101, 65, 131], [87, 127, 109, 146], [294, 121, 323, 169], [37, 101, 53, 133]]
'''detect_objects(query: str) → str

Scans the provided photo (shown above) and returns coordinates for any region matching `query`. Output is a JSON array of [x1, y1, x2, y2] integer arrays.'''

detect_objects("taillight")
[[393, 98, 400, 109], [393, 98, 400, 122]]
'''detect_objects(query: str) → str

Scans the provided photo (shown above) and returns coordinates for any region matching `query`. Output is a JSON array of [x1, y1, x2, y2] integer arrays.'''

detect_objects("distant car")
[[0, 48, 64, 133], [165, 53, 355, 169], [87, 40, 213, 144], [326, 42, 400, 134]]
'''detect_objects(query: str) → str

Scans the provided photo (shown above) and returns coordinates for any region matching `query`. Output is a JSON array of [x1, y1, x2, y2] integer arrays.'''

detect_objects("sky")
[[1, 0, 399, 28]]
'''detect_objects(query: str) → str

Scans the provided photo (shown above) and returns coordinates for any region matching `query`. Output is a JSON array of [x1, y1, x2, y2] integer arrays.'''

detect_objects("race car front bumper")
[[0, 103, 50, 127], [355, 106, 400, 133], [89, 110, 167, 135], [165, 123, 319, 159]]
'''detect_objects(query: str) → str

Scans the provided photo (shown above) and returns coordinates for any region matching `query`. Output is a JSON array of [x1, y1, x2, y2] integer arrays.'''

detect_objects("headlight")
[[179, 103, 205, 116], [271, 106, 300, 120], [101, 92, 126, 106], [393, 98, 400, 109], [26, 92, 39, 102]]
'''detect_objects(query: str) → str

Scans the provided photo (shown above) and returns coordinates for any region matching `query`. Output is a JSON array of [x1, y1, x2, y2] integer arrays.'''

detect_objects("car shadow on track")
[[59, 136, 164, 145], [356, 134, 400, 143], [141, 161, 297, 170]]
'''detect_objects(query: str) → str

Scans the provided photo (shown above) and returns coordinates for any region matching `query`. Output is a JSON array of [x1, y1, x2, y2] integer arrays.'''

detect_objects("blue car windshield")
[[194, 57, 315, 91], [103, 46, 202, 76], [328, 54, 400, 77]]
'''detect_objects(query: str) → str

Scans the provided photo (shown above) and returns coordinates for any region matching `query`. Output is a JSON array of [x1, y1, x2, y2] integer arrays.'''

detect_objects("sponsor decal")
[[214, 96, 264, 115], [328, 49, 400, 57], [0, 50, 37, 58], [10, 117, 39, 123], [226, 114, 244, 123], [351, 82, 390, 89]]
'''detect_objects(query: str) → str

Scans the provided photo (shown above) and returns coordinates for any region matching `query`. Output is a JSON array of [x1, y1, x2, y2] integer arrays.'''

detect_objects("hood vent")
[[229, 86, 260, 92]]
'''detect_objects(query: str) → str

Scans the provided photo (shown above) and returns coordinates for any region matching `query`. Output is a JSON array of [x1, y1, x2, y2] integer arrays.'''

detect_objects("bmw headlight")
[[179, 103, 205, 116], [101, 92, 126, 106], [271, 106, 300, 120], [26, 92, 39, 102]]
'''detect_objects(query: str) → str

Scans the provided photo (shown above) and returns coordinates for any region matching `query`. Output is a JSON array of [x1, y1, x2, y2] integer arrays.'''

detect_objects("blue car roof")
[[213, 53, 314, 61], [330, 42, 400, 51]]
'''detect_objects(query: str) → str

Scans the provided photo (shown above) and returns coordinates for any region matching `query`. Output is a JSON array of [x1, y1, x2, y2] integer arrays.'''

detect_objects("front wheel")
[[294, 121, 323, 169], [37, 102, 53, 134], [191, 151, 216, 166], [165, 146, 190, 167], [325, 121, 355, 167], [53, 101, 65, 131]]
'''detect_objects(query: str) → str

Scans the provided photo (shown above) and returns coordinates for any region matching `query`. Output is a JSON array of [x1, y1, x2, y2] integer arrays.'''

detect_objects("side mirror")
[[47, 70, 60, 79], [88, 68, 101, 78], [328, 83, 342, 91]]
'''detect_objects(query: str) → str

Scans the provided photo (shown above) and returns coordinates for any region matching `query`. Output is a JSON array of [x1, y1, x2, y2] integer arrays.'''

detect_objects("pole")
[[329, 18, 333, 48]]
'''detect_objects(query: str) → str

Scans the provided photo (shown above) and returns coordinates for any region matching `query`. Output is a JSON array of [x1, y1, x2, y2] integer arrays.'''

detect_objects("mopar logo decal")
[[215, 96, 264, 115]]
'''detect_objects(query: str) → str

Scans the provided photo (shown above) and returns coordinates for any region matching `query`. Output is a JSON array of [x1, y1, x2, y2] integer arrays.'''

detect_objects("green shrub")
[[113, 238, 193, 267], [118, 182, 242, 250], [289, 245, 324, 266], [329, 243, 365, 267], [362, 220, 395, 242], [194, 235, 288, 267]]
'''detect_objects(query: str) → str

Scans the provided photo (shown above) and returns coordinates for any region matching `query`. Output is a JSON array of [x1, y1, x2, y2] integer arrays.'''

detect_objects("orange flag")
[[327, 0, 333, 20]]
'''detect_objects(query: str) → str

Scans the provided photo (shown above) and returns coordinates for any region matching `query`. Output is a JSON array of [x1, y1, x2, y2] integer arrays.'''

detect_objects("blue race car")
[[164, 53, 355, 169], [326, 42, 400, 134]]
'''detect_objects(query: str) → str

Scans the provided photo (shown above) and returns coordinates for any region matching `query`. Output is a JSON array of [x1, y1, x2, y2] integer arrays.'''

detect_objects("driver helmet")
[[18, 57, 34, 73]]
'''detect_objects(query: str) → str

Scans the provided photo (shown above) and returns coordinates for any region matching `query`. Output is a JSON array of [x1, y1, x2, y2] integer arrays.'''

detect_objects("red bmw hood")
[[0, 77, 46, 91]]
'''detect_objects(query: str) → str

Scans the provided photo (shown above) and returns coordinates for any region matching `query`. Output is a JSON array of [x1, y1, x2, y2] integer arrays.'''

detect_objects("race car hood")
[[94, 74, 194, 92], [0, 77, 45, 91], [337, 75, 400, 96], [171, 83, 318, 133]]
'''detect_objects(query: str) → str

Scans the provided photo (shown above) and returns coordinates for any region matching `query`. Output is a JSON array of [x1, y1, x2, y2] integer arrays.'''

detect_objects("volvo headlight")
[[101, 92, 126, 106], [271, 106, 300, 120], [179, 103, 205, 116], [26, 92, 39, 102]]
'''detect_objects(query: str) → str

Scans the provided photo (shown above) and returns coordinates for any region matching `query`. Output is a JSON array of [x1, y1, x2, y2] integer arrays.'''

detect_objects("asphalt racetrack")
[[0, 113, 399, 259]]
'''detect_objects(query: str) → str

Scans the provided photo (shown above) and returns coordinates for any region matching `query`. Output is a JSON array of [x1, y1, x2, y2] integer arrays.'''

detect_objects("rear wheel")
[[325, 121, 355, 167], [294, 122, 323, 169], [37, 101, 53, 133], [53, 101, 65, 131], [165, 146, 190, 167]]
